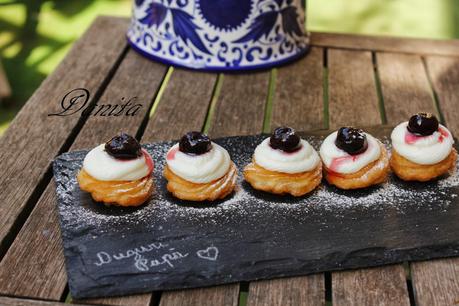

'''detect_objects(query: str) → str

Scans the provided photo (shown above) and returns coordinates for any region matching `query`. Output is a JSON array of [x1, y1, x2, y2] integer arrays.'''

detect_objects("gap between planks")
[[45, 49, 459, 306], [328, 48, 411, 306], [246, 47, 326, 306], [409, 54, 459, 306], [0, 17, 130, 263], [0, 49, 169, 306], [80, 65, 216, 306], [160, 65, 272, 306]]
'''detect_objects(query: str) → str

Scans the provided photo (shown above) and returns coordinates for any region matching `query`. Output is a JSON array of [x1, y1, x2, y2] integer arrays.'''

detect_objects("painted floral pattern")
[[128, 0, 309, 70]]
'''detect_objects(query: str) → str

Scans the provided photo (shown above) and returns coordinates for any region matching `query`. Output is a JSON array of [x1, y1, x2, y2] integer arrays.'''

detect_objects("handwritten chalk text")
[[94, 242, 168, 267], [134, 251, 189, 271]]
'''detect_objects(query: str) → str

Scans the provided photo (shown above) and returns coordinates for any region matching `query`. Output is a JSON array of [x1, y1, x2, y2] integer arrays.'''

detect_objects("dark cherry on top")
[[270, 127, 301, 152], [105, 133, 142, 160], [407, 112, 439, 136], [179, 131, 212, 155], [335, 127, 368, 155]]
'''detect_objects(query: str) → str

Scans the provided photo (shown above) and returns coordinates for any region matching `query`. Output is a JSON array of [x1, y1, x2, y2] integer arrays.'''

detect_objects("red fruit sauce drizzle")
[[329, 155, 358, 171], [142, 149, 154, 173], [166, 147, 178, 161], [328, 142, 372, 175], [404, 127, 449, 144]]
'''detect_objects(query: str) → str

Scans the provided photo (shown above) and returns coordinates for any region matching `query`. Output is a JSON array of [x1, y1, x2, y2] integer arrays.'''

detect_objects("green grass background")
[[1, 0, 459, 136]]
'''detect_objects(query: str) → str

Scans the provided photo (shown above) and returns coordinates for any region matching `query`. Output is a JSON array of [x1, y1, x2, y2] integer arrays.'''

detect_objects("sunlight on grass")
[[35, 0, 131, 75], [0, 122, 10, 135], [38, 1, 130, 43], [26, 44, 54, 66], [308, 0, 458, 39], [0, 32, 14, 46], [3, 41, 22, 58], [0, 5, 25, 26], [36, 43, 72, 75]]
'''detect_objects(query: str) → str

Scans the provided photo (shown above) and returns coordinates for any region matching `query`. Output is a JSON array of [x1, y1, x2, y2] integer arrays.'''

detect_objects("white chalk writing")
[[93, 243, 219, 272], [134, 251, 189, 271], [94, 242, 168, 267]]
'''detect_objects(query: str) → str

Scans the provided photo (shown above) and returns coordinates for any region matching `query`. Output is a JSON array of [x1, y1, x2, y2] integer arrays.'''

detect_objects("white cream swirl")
[[391, 122, 454, 165], [319, 131, 381, 174], [83, 144, 152, 181], [166, 142, 230, 184], [253, 138, 320, 173]]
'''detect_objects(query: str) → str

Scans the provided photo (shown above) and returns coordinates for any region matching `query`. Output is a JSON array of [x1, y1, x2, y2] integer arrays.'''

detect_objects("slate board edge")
[[52, 129, 459, 299], [67, 243, 459, 299]]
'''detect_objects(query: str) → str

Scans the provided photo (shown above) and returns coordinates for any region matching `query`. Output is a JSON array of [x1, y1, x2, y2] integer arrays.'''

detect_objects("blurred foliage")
[[0, 0, 459, 135], [0, 0, 131, 135], [309, 0, 459, 39]]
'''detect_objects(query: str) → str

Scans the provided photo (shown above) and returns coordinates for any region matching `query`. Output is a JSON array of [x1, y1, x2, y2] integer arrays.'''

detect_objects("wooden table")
[[1, 16, 459, 306]]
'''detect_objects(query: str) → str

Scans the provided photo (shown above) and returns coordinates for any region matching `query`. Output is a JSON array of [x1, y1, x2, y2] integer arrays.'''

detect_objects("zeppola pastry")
[[390, 113, 457, 182], [164, 131, 237, 201], [320, 127, 389, 190], [77, 133, 154, 206], [244, 127, 322, 196]]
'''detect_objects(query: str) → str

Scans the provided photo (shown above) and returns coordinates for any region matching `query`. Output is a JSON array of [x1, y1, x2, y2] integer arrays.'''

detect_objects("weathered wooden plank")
[[160, 285, 240, 306], [68, 53, 168, 306], [328, 49, 380, 129], [248, 275, 325, 306], [89, 69, 217, 306], [328, 49, 410, 306], [424, 55, 459, 135], [0, 16, 128, 258], [0, 50, 167, 305], [134, 69, 218, 306], [143, 68, 217, 142], [0, 184, 66, 299], [377, 52, 436, 123], [208, 72, 270, 138], [0, 296, 87, 306], [271, 47, 325, 131], [159, 72, 269, 306], [0, 59, 11, 98], [85, 293, 154, 306], [372, 52, 439, 306], [411, 258, 459, 306], [311, 32, 459, 57], [409, 55, 459, 306], [247, 47, 325, 306], [332, 265, 410, 306]]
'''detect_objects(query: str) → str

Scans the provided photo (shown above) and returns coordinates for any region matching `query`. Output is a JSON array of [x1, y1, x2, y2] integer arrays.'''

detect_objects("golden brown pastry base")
[[324, 143, 390, 190], [77, 169, 154, 207], [243, 161, 322, 196], [390, 148, 457, 182], [163, 162, 238, 201]]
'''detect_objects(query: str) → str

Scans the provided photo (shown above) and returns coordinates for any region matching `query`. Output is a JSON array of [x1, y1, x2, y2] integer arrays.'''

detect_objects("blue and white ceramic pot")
[[127, 0, 310, 71]]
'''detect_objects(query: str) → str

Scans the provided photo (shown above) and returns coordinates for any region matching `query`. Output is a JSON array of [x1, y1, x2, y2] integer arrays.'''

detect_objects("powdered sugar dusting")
[[53, 134, 459, 232]]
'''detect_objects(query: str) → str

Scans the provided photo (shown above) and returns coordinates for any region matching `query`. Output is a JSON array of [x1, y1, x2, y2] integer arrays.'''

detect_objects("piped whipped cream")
[[391, 122, 454, 165], [83, 144, 153, 181], [166, 142, 230, 184], [254, 138, 320, 173], [320, 131, 381, 174]]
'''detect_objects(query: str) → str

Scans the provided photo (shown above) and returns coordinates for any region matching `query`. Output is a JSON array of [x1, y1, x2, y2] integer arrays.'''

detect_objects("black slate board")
[[53, 127, 459, 299]]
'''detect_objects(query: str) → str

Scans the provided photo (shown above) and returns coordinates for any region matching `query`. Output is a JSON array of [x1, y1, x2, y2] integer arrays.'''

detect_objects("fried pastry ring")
[[243, 161, 322, 196], [163, 162, 238, 201], [390, 148, 457, 182], [77, 169, 154, 207], [323, 143, 389, 190]]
